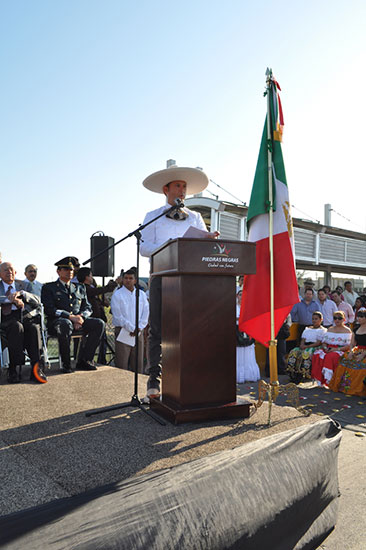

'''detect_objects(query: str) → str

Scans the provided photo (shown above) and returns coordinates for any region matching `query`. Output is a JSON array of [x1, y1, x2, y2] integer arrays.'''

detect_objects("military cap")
[[55, 257, 76, 269]]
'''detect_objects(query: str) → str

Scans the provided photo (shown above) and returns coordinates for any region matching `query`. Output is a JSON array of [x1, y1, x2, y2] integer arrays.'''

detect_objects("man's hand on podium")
[[207, 231, 220, 240]]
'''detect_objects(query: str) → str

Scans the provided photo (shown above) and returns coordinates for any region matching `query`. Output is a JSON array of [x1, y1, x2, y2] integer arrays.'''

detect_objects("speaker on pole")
[[90, 233, 115, 277]]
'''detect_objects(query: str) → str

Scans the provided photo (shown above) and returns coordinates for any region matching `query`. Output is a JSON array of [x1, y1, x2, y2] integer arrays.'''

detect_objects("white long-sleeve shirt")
[[140, 203, 207, 258], [343, 289, 359, 307], [110, 286, 149, 332]]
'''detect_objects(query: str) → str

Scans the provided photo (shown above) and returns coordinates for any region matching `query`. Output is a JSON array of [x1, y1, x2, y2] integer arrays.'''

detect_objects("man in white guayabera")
[[140, 162, 219, 399]]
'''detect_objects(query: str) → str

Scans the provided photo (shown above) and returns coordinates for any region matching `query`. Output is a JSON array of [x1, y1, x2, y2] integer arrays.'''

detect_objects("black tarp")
[[0, 418, 341, 550]]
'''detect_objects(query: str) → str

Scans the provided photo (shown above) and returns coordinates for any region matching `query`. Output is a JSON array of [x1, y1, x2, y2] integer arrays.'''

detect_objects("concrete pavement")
[[0, 364, 365, 548]]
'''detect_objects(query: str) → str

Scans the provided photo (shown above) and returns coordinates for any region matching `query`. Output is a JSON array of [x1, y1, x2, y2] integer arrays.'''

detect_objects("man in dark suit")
[[0, 261, 42, 383], [41, 257, 104, 373]]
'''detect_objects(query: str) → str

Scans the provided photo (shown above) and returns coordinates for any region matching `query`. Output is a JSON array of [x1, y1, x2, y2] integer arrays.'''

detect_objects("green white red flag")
[[239, 74, 299, 347]]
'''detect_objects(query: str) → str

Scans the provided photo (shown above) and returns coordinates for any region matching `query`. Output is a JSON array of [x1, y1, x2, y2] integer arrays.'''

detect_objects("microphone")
[[174, 198, 185, 208], [166, 197, 188, 221]]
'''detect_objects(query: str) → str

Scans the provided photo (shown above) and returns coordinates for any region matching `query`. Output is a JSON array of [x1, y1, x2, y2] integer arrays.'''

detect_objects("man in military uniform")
[[41, 257, 104, 373]]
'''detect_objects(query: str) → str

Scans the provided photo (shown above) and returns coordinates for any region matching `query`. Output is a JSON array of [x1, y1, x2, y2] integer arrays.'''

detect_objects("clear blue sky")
[[1, 0, 365, 282]]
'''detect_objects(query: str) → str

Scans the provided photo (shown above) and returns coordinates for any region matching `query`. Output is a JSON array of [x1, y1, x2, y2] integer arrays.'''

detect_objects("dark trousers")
[[147, 276, 162, 387], [50, 317, 105, 367], [0, 310, 41, 367]]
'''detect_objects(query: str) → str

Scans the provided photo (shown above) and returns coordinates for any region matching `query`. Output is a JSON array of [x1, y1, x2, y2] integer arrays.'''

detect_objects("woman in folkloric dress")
[[329, 307, 366, 396], [311, 311, 352, 386], [236, 290, 260, 383], [286, 311, 326, 384]]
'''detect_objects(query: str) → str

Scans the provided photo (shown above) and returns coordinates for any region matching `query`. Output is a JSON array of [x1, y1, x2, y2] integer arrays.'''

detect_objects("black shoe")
[[76, 360, 97, 371], [61, 364, 73, 373], [8, 367, 20, 384], [147, 375, 160, 392]]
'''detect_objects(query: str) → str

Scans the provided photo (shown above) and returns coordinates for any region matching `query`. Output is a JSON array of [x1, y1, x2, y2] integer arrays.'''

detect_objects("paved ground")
[[0, 364, 365, 548]]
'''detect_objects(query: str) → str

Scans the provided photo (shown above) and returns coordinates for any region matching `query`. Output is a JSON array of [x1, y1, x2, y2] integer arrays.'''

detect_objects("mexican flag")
[[239, 74, 299, 347]]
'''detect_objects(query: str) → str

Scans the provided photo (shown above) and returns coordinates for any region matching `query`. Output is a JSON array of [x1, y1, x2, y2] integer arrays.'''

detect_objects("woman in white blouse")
[[236, 290, 260, 383], [286, 311, 326, 383], [311, 310, 352, 386]]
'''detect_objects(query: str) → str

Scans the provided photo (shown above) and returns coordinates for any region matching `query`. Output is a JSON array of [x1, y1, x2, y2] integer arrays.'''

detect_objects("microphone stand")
[[84, 201, 183, 424]]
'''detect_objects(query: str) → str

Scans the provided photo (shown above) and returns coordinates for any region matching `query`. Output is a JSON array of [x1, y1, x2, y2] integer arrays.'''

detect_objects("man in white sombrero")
[[140, 161, 219, 399]]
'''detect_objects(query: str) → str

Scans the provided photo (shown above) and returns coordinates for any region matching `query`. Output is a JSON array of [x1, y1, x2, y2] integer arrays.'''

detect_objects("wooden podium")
[[149, 238, 256, 423]]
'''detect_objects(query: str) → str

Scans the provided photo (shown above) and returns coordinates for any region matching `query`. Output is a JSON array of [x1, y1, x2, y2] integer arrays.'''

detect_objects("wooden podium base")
[[150, 397, 252, 425]]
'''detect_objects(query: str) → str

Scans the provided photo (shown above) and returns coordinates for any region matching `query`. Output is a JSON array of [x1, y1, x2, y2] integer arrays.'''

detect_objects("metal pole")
[[265, 68, 278, 387]]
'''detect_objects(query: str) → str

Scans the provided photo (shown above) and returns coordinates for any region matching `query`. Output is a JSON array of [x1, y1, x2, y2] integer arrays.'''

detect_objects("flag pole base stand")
[[254, 379, 310, 426]]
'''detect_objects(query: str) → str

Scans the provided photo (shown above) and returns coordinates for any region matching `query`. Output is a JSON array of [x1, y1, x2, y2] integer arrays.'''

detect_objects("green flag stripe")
[[246, 84, 287, 228]]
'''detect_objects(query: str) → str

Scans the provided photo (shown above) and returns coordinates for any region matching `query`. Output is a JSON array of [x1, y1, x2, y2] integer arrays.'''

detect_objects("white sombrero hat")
[[142, 165, 209, 195]]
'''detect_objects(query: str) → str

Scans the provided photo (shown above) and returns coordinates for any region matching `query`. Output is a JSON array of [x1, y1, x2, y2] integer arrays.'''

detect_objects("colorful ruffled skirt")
[[329, 348, 366, 396], [286, 346, 316, 382]]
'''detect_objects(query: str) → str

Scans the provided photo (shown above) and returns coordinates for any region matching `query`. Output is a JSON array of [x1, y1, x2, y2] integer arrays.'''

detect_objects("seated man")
[[0, 261, 43, 383], [23, 264, 43, 297], [41, 257, 104, 373]]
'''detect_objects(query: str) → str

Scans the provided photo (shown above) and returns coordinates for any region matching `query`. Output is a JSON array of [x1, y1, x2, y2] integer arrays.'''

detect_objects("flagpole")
[[251, 70, 309, 424], [265, 68, 278, 388]]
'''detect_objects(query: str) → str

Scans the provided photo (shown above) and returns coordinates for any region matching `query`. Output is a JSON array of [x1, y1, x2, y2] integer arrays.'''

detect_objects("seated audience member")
[[41, 257, 104, 373], [235, 289, 260, 383], [330, 290, 355, 325], [70, 257, 81, 283], [329, 307, 366, 396], [110, 269, 149, 373], [23, 264, 42, 297], [311, 311, 352, 386], [76, 267, 117, 318], [77, 267, 117, 363], [354, 295, 366, 318], [290, 288, 318, 342], [286, 312, 326, 383], [343, 281, 359, 307], [0, 262, 43, 383], [315, 288, 337, 327]]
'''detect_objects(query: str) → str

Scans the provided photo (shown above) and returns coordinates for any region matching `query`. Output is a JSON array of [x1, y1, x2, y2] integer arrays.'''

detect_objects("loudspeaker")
[[90, 236, 115, 277]]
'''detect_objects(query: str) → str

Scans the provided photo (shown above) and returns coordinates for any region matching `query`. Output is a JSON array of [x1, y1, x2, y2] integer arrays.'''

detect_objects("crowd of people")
[[0, 257, 150, 385], [2, 161, 366, 403], [234, 277, 366, 398], [1, 255, 366, 400], [285, 281, 366, 396], [1, 163, 220, 402]]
